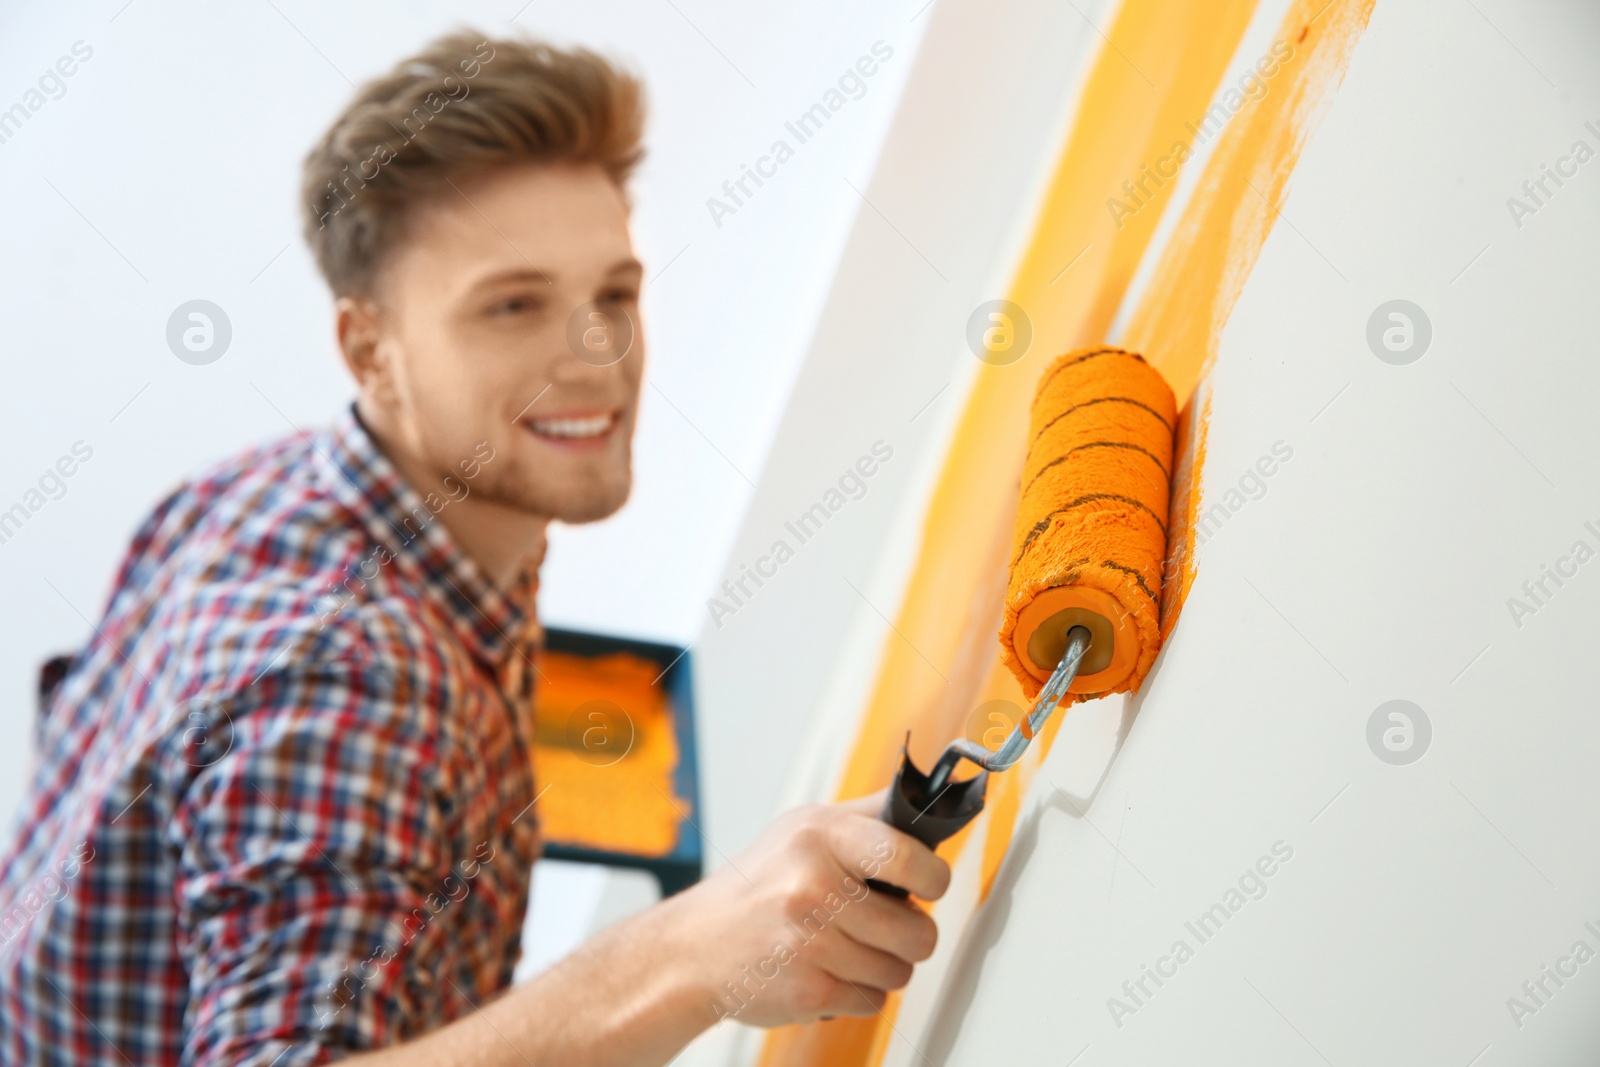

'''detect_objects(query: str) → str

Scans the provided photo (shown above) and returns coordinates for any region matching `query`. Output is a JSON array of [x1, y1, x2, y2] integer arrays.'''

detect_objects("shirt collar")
[[314, 401, 541, 671]]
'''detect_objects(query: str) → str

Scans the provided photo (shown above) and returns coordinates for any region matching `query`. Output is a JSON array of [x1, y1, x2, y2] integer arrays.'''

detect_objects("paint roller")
[[871, 347, 1177, 894]]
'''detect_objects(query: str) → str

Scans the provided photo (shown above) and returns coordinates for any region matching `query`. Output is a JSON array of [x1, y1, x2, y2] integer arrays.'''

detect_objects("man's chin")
[[466, 452, 633, 524], [547, 487, 631, 524], [500, 478, 631, 525]]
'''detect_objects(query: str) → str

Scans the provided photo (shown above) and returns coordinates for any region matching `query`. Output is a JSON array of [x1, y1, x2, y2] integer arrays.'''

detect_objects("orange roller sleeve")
[[999, 347, 1177, 701]]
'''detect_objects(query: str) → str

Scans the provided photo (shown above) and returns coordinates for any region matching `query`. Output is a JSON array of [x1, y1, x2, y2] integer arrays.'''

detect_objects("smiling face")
[[340, 161, 644, 529]]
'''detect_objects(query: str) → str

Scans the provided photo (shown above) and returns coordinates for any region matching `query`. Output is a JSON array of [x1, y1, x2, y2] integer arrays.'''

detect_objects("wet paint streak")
[[1124, 0, 1376, 638], [1161, 383, 1211, 641]]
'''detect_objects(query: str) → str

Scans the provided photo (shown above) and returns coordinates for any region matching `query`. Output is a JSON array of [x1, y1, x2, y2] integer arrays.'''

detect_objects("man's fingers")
[[826, 809, 950, 901], [836, 790, 887, 819], [813, 929, 914, 993], [826, 980, 887, 1019], [831, 890, 938, 964]]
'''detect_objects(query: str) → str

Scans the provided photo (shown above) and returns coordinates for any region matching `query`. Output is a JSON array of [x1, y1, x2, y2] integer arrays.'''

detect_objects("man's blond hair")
[[300, 30, 646, 298]]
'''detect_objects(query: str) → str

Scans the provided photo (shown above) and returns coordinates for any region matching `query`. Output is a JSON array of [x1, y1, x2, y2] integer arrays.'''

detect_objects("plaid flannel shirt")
[[0, 402, 544, 1065]]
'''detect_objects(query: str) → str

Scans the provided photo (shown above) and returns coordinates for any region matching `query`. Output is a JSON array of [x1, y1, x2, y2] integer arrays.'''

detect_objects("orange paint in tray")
[[529, 648, 688, 858]]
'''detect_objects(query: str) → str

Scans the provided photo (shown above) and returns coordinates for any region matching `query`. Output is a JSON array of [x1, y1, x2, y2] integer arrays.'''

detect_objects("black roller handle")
[[866, 740, 988, 898]]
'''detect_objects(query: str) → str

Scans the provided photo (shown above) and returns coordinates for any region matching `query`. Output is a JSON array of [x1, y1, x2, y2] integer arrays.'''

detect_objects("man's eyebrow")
[[606, 257, 644, 278], [469, 259, 643, 290], [471, 267, 557, 290]]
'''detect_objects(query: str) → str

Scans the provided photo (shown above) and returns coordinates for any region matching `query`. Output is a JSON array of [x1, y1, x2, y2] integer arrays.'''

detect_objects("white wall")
[[884, 0, 1600, 1063], [0, 0, 927, 826]]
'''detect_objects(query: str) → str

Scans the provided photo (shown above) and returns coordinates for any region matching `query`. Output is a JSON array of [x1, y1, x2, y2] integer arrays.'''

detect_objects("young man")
[[0, 31, 947, 1067]]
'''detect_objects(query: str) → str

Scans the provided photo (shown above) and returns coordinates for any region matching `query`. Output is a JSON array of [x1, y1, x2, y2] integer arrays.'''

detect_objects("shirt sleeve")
[[166, 644, 462, 1067]]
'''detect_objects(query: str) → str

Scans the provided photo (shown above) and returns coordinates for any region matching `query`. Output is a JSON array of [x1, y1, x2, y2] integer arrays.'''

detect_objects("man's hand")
[[656, 792, 951, 1026], [346, 793, 949, 1067]]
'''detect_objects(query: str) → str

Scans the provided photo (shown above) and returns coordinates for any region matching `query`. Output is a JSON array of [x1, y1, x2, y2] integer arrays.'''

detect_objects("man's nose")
[[558, 300, 637, 374]]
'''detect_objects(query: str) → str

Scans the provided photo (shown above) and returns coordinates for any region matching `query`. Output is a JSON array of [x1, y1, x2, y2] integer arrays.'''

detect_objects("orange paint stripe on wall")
[[972, 0, 1379, 916], [1123, 0, 1377, 636], [1124, 0, 1378, 408], [834, 0, 1264, 810], [757, 1, 1262, 1063]]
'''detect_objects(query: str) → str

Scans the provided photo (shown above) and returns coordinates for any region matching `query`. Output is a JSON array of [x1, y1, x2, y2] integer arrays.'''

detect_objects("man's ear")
[[335, 295, 397, 403]]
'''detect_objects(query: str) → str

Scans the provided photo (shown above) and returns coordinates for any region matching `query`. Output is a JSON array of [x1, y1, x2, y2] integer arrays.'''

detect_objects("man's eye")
[[489, 296, 542, 316]]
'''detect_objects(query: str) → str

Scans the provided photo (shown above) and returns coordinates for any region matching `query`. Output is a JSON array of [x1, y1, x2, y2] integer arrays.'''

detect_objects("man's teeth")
[[527, 414, 612, 439]]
